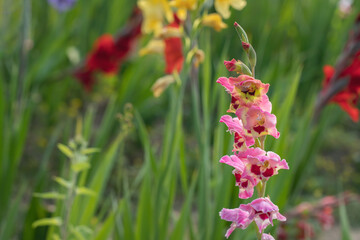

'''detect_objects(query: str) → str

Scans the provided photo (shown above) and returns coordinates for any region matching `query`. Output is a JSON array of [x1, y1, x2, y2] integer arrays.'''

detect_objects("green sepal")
[[32, 217, 62, 228]]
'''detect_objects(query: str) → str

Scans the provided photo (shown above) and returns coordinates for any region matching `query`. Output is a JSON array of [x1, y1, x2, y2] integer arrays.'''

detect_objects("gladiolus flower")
[[201, 13, 227, 31], [245, 151, 289, 180], [220, 115, 255, 151], [221, 148, 266, 199], [322, 55, 360, 122], [138, 0, 173, 34], [219, 205, 254, 238], [220, 197, 285, 238], [217, 75, 272, 112], [250, 197, 287, 233], [236, 106, 279, 138], [164, 15, 184, 74], [215, 0, 247, 19], [86, 34, 118, 74]]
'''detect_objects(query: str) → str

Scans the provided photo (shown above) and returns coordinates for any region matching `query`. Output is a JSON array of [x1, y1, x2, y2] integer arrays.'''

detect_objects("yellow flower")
[[215, 0, 247, 19], [170, 0, 197, 21], [139, 39, 165, 56], [201, 13, 227, 31], [138, 0, 173, 34]]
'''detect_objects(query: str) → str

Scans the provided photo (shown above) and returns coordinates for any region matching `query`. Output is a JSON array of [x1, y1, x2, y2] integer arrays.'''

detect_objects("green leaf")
[[32, 217, 62, 228], [57, 143, 73, 158], [33, 192, 65, 200], [53, 176, 71, 188], [71, 161, 90, 173], [81, 148, 100, 155], [339, 200, 352, 240], [76, 187, 96, 197]]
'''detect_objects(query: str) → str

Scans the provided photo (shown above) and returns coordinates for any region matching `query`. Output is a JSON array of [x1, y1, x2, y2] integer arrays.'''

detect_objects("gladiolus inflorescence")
[[218, 22, 289, 239]]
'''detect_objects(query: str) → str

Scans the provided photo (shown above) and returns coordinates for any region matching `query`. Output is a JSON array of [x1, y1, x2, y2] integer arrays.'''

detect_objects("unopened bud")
[[234, 22, 249, 43], [224, 58, 252, 76], [151, 75, 175, 98]]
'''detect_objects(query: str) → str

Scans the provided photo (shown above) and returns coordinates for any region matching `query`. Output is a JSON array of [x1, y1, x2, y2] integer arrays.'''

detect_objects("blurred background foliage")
[[1, 0, 360, 239]]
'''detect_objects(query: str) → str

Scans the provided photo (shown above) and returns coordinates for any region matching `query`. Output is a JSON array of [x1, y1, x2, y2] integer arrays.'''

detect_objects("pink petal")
[[217, 77, 233, 94], [251, 198, 278, 213], [220, 155, 245, 173], [262, 233, 275, 240]]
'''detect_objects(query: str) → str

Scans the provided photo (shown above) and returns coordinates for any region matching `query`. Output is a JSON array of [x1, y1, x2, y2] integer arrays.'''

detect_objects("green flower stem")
[[60, 170, 78, 240], [252, 222, 262, 240]]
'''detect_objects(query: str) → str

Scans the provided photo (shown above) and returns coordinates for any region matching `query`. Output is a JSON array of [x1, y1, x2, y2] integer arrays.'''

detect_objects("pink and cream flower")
[[250, 197, 287, 233], [220, 154, 258, 199], [217, 75, 271, 112], [236, 106, 279, 138], [219, 204, 254, 238], [245, 151, 289, 180], [220, 197, 286, 238], [220, 115, 255, 152]]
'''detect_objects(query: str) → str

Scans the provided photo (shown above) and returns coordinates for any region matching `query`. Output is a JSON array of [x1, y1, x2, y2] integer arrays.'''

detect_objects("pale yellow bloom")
[[139, 39, 165, 56], [201, 13, 227, 31], [170, 0, 197, 21], [151, 75, 176, 97], [215, 0, 247, 19], [138, 0, 173, 34]]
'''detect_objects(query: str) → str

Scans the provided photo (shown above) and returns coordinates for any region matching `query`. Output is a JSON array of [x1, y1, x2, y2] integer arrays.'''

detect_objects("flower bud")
[[224, 58, 252, 76], [151, 75, 175, 97], [234, 22, 249, 43]]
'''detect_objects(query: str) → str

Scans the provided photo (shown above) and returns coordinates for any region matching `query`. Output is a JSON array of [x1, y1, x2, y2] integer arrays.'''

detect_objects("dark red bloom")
[[74, 8, 142, 91], [86, 34, 118, 74], [164, 15, 183, 74]]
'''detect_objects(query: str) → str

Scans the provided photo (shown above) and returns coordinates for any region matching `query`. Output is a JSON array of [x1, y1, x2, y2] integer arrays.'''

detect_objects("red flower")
[[322, 51, 360, 122], [73, 8, 142, 91], [164, 15, 183, 74], [317, 15, 360, 122], [86, 34, 119, 74]]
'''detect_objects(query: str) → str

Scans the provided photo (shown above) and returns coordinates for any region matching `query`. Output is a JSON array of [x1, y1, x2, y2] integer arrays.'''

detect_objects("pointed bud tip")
[[234, 22, 240, 27]]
